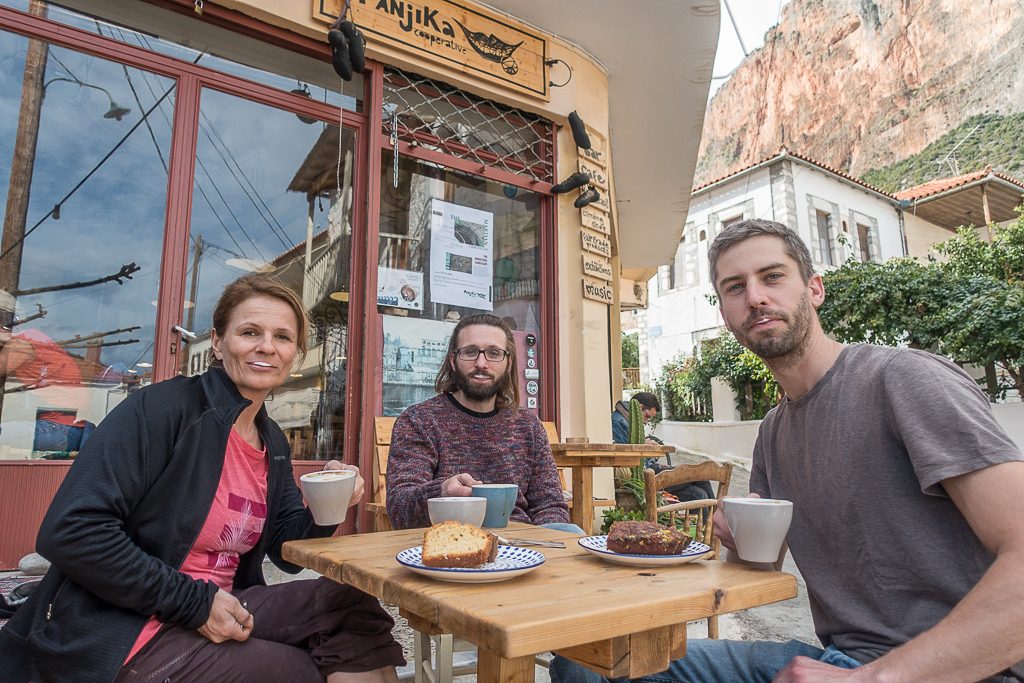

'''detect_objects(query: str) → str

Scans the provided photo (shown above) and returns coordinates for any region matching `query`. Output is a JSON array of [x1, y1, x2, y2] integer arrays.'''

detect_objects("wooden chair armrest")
[[658, 498, 718, 514]]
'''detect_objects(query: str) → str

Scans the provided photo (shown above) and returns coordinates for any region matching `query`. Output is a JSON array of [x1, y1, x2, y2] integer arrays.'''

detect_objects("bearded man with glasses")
[[386, 313, 578, 533]]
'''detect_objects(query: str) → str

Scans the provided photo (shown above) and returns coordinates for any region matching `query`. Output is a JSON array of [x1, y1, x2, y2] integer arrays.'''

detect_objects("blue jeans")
[[541, 522, 586, 534], [33, 419, 94, 453], [549, 639, 861, 683]]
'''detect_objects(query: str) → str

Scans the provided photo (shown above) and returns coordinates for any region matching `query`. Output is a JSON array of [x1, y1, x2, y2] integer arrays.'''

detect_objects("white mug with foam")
[[299, 469, 357, 525], [722, 497, 793, 563]]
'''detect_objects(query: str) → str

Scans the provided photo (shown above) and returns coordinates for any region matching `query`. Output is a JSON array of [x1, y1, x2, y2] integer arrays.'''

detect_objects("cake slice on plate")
[[422, 520, 499, 568]]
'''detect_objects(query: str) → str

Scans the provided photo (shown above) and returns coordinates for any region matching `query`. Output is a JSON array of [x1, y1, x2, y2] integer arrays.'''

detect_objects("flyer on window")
[[428, 198, 494, 310], [376, 267, 423, 310]]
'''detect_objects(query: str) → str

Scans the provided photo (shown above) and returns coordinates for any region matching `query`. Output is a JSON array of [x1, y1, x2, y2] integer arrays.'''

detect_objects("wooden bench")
[[367, 416, 613, 533]]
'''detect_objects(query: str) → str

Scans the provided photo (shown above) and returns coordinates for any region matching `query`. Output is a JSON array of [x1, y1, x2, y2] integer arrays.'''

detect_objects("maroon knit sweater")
[[386, 394, 569, 529]]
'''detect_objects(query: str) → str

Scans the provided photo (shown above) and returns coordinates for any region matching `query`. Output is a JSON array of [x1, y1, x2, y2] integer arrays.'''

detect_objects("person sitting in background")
[[0, 274, 404, 683], [386, 313, 579, 533], [611, 391, 661, 446], [613, 391, 713, 503]]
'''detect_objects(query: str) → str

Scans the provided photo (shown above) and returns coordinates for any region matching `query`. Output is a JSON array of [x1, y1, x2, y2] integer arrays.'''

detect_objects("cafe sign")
[[580, 229, 611, 258], [582, 277, 614, 305], [582, 253, 613, 282], [315, 0, 549, 99]]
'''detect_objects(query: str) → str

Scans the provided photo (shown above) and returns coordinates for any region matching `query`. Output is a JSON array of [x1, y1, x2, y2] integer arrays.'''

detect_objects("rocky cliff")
[[695, 0, 1024, 187]]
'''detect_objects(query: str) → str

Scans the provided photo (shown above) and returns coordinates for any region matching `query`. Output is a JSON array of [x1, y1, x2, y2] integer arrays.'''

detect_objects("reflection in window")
[[0, 31, 171, 459], [378, 152, 542, 416], [182, 87, 356, 460], [10, 0, 361, 112]]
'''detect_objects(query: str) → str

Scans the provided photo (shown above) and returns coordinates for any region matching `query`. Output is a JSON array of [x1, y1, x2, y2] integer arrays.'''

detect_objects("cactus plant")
[[613, 398, 648, 509], [628, 398, 644, 444]]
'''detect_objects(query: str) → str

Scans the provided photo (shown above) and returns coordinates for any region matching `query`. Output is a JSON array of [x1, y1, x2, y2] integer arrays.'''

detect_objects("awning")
[[482, 1, 721, 278]]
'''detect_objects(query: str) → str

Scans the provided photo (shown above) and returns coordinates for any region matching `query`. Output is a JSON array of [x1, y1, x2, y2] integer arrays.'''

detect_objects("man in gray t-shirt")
[[549, 219, 1024, 683]]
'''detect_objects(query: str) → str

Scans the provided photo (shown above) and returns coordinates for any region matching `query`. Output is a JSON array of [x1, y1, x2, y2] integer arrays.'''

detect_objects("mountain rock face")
[[695, 0, 1024, 186]]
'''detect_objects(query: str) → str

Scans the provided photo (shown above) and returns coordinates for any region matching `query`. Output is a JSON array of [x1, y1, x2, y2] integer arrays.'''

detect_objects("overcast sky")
[[709, 0, 789, 100]]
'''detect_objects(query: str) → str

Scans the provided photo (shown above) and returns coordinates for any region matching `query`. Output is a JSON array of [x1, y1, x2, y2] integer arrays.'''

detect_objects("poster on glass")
[[428, 199, 494, 311], [382, 316, 456, 416], [377, 267, 423, 311]]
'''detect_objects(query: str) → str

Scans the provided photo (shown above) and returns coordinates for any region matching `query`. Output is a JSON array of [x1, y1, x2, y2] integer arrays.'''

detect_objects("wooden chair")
[[367, 417, 396, 533], [643, 460, 733, 638]]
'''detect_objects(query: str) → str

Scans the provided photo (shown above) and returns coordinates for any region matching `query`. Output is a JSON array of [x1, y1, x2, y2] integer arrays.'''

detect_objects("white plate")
[[396, 545, 545, 583], [578, 535, 711, 567]]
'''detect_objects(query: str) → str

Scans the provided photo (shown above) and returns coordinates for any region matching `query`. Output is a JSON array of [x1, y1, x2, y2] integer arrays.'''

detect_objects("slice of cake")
[[422, 521, 499, 568], [606, 520, 688, 555]]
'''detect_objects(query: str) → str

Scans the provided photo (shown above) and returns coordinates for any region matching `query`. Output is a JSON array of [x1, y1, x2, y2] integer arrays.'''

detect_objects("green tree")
[[621, 332, 639, 369], [655, 336, 778, 421], [819, 211, 1024, 395]]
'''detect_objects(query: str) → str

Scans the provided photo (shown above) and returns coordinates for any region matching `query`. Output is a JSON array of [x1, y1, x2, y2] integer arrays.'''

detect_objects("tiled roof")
[[894, 166, 1024, 201], [692, 147, 893, 198]]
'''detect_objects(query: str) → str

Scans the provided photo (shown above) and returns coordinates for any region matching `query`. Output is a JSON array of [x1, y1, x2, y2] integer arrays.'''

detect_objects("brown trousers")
[[115, 578, 405, 683]]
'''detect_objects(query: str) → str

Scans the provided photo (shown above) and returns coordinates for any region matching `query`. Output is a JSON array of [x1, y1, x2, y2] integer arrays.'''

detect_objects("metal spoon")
[[496, 536, 565, 548]]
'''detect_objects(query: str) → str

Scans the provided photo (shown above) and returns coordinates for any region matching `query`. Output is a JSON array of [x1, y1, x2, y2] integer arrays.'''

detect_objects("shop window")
[[383, 67, 553, 184], [378, 152, 542, 416], [0, 29, 171, 459], [181, 87, 358, 460]]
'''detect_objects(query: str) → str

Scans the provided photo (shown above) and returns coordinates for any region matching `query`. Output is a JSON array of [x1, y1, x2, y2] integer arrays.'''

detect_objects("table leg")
[[476, 649, 535, 682], [571, 466, 594, 535]]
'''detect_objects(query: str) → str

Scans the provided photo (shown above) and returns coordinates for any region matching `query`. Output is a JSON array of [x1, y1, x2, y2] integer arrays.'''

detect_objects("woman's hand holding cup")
[[323, 460, 363, 507]]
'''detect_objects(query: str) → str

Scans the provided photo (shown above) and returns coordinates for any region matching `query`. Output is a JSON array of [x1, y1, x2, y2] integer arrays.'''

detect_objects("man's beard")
[[454, 365, 505, 401], [734, 292, 814, 361]]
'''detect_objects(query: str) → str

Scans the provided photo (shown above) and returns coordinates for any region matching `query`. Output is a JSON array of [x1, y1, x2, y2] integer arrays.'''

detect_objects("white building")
[[636, 148, 905, 383]]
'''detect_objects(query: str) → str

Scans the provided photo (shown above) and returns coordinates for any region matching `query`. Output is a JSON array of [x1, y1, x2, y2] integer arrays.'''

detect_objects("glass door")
[[181, 86, 359, 460]]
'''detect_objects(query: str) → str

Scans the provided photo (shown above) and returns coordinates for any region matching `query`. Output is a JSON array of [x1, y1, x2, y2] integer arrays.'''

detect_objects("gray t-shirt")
[[750, 344, 1023, 680]]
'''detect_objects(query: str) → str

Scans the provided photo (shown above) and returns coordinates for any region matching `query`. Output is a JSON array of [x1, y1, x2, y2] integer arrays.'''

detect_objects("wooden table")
[[550, 442, 675, 534], [284, 524, 797, 682]]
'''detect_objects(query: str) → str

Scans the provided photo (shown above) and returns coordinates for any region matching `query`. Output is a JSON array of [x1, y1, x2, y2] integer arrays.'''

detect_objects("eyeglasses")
[[454, 346, 509, 362]]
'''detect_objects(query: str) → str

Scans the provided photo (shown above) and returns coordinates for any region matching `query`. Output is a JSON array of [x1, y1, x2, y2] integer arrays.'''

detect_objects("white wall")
[[992, 403, 1024, 449], [791, 167, 904, 265], [653, 420, 761, 463], [640, 160, 904, 385], [654, 402, 1024, 468], [642, 167, 774, 380]]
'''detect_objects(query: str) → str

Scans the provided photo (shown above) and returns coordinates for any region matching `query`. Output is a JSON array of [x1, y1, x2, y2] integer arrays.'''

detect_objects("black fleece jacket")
[[0, 367, 335, 683]]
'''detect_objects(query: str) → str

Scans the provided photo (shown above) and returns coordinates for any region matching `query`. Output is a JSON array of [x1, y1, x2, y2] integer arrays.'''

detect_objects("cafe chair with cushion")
[[643, 460, 733, 638]]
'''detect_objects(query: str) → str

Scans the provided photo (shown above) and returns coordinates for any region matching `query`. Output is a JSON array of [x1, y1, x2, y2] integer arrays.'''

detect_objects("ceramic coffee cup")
[[299, 469, 357, 525], [721, 497, 793, 563], [470, 484, 519, 528], [427, 496, 487, 526]]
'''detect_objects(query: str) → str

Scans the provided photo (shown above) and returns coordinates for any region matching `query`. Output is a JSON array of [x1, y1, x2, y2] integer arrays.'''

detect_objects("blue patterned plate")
[[578, 535, 712, 567], [396, 545, 546, 583]]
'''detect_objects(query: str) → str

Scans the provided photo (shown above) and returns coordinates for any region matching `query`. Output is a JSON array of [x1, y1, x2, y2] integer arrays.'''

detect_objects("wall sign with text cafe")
[[315, 0, 549, 99]]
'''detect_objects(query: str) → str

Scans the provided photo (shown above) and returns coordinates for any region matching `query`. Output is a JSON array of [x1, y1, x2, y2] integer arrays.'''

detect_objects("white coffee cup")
[[299, 469, 357, 525], [427, 497, 487, 526], [721, 497, 793, 563]]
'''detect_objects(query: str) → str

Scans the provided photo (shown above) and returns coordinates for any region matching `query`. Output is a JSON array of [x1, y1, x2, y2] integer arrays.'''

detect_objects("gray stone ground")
[[3, 451, 816, 681]]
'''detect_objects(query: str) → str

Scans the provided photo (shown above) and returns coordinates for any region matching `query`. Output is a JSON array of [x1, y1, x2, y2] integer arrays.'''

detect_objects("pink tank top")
[[125, 429, 268, 663]]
